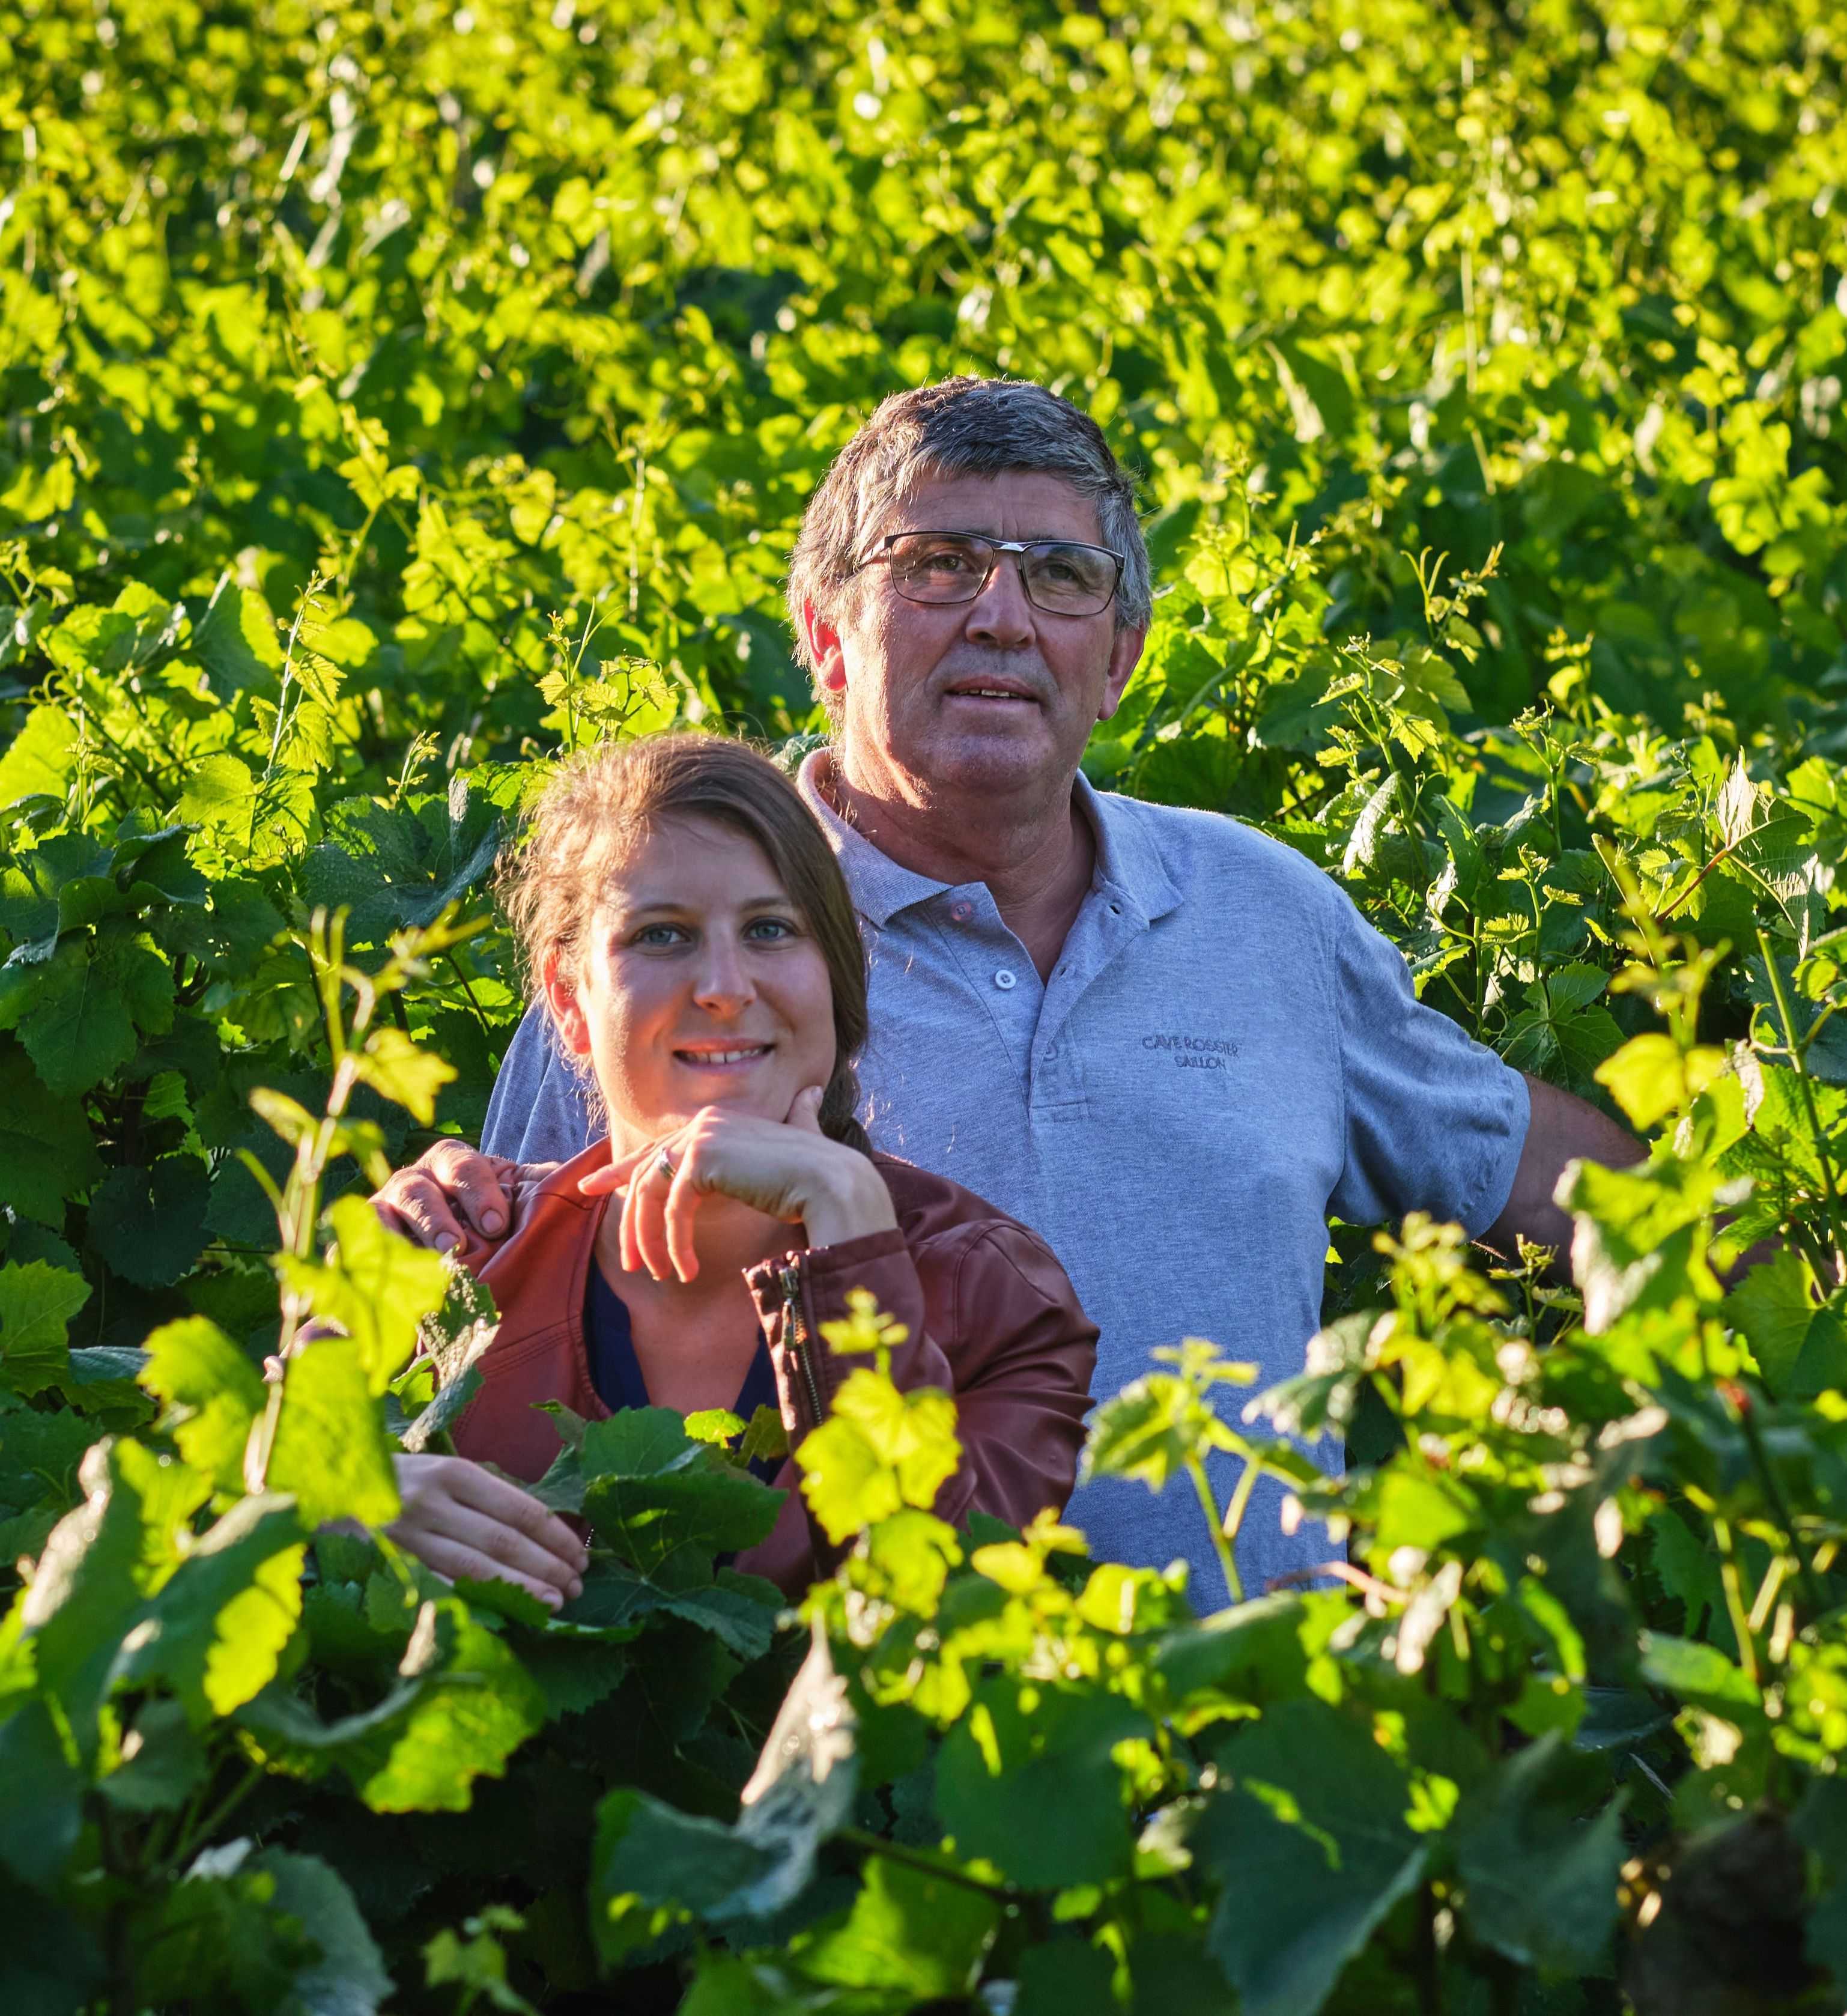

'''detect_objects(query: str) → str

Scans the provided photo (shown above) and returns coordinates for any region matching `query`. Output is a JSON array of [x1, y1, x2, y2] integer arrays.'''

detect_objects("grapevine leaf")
[[139, 1315, 267, 1492], [0, 1261, 89, 1397], [111, 1493, 306, 1722], [0, 1043, 102, 1225], [1198, 1699, 1428, 2016], [936, 1680, 1150, 1889], [86, 1154, 210, 1287], [16, 938, 139, 1096], [1451, 1732, 1625, 1973], [798, 1855, 1000, 1997], [267, 1338, 401, 1529]]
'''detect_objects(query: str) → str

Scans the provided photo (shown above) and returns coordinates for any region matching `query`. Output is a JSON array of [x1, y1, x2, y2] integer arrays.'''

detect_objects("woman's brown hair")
[[497, 733, 872, 1153]]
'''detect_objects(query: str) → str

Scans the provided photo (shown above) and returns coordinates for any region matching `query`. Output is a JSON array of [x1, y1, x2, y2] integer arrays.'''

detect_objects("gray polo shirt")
[[481, 753, 1530, 1605]]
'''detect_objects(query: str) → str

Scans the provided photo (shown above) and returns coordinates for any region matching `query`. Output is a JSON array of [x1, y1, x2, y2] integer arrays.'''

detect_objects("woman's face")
[[548, 813, 839, 1153]]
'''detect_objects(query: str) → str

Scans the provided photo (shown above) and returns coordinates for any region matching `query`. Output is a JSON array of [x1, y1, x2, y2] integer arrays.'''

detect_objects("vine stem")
[[835, 1827, 1018, 1901], [1187, 1455, 1243, 1605], [1756, 927, 1847, 1283], [1711, 1516, 1761, 1689]]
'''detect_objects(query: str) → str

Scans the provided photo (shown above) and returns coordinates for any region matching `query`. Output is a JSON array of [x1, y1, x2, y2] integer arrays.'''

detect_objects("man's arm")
[[1479, 1073, 1642, 1269]]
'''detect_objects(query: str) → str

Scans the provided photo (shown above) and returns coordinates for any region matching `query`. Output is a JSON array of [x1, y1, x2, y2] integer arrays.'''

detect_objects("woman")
[[382, 733, 1097, 1606]]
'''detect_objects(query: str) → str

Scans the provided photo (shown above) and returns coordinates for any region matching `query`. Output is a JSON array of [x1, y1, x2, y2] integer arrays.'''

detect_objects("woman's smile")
[[672, 1041, 775, 1070]]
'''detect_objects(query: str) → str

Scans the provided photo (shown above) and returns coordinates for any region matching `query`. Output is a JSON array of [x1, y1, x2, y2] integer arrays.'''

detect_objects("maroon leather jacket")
[[442, 1142, 1098, 1595]]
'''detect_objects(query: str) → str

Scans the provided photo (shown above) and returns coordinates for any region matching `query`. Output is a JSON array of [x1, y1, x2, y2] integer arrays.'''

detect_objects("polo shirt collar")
[[796, 750, 1183, 929]]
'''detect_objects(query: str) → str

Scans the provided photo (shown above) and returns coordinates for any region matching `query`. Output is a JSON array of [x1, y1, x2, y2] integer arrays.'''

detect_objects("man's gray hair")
[[785, 377, 1151, 709]]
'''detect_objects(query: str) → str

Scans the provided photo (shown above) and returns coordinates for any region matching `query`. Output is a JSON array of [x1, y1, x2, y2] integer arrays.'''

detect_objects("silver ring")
[[654, 1147, 675, 1182]]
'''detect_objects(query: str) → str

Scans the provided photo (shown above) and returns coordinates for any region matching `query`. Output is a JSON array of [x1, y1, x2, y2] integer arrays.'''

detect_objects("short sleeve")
[[1326, 893, 1530, 1235], [481, 1001, 601, 1164]]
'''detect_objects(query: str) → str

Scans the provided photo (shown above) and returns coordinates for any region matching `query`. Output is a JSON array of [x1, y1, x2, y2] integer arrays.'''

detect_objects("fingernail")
[[435, 1231, 458, 1254], [482, 1210, 504, 1233], [569, 1578, 583, 1600]]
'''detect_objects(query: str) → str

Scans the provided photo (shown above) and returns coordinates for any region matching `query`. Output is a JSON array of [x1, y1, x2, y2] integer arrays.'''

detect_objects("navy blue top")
[[584, 1263, 782, 1484]]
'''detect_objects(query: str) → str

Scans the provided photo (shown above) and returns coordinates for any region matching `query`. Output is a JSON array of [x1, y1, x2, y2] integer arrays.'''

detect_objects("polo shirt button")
[[950, 902, 973, 922], [993, 968, 1017, 991]]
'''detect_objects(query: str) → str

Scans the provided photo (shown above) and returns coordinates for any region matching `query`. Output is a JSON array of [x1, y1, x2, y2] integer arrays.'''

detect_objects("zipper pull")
[[780, 1262, 826, 1425]]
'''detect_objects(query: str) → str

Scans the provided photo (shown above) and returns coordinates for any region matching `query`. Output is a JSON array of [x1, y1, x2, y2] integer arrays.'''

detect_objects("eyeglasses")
[[855, 530, 1124, 618]]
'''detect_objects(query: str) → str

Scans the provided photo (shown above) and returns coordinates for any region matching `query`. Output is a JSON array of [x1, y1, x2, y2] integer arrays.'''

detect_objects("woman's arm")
[[750, 1219, 1098, 1537]]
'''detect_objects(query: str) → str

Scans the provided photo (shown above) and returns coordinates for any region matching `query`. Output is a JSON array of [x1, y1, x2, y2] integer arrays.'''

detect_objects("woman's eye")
[[633, 923, 687, 947], [745, 916, 797, 941]]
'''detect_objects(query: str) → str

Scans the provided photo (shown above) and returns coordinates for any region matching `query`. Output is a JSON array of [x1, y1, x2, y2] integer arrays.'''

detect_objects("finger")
[[663, 1156, 703, 1284], [397, 1529, 575, 1611], [399, 1498, 585, 1601], [378, 1173, 467, 1255], [785, 1084, 826, 1134], [451, 1466, 592, 1577], [429, 1141, 513, 1238], [631, 1148, 679, 1283], [578, 1140, 649, 1199]]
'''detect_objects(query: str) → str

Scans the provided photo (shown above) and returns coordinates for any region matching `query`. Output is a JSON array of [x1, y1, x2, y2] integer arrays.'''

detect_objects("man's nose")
[[962, 554, 1037, 648]]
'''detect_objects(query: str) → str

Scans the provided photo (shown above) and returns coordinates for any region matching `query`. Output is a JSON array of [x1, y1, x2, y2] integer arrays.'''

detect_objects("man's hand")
[[374, 1139, 518, 1254], [1481, 1073, 1642, 1274], [387, 1454, 588, 1610]]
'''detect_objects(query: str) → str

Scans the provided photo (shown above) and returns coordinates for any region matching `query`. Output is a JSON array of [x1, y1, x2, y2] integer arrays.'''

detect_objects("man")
[[378, 376, 1637, 1603]]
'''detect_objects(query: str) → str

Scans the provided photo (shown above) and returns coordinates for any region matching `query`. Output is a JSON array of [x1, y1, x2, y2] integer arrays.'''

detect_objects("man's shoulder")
[[1087, 786, 1347, 915]]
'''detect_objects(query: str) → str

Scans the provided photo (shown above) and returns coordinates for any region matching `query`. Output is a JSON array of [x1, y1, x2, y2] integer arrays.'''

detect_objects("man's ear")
[[1097, 622, 1147, 723], [542, 952, 593, 1057], [803, 597, 848, 694]]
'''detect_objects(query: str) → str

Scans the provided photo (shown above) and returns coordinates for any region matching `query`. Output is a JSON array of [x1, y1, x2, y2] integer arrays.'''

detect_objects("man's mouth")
[[673, 1043, 773, 1067], [944, 683, 1040, 703]]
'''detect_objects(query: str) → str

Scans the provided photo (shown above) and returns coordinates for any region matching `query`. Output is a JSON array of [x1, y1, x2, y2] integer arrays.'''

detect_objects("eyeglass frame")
[[851, 529, 1127, 617]]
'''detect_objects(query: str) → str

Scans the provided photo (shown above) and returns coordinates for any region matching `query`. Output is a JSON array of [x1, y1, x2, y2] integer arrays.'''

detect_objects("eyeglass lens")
[[885, 533, 1120, 615]]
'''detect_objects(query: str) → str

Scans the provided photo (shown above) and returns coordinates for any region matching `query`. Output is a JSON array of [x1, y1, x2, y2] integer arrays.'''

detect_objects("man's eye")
[[918, 546, 974, 572]]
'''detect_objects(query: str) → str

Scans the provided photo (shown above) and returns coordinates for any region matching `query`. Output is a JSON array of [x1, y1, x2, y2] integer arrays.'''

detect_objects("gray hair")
[[785, 377, 1151, 713]]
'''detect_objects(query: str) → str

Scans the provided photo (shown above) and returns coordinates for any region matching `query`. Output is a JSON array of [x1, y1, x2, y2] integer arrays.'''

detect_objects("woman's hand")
[[578, 1085, 897, 1283], [386, 1454, 589, 1611]]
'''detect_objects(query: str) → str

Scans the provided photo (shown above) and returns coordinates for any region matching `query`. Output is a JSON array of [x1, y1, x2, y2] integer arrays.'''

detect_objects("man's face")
[[809, 470, 1145, 802]]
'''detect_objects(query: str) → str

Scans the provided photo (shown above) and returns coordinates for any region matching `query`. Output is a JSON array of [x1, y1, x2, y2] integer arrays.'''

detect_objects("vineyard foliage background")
[[4, 0, 1847, 2009]]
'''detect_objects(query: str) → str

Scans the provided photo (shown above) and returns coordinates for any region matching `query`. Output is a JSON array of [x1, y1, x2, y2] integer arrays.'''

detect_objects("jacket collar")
[[796, 749, 1182, 930]]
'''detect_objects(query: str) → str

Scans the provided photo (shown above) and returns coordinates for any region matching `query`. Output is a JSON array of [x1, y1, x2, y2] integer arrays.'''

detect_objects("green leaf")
[[580, 1407, 783, 1582], [279, 1196, 450, 1394], [799, 1854, 1000, 1997], [252, 1849, 393, 2016], [936, 1680, 1150, 1889], [0, 1043, 102, 1225], [99, 1697, 210, 1814], [590, 1790, 781, 1962], [798, 1367, 960, 1544], [1594, 1033, 1726, 1132], [267, 1338, 401, 1529], [129, 1839, 317, 2011], [87, 1154, 210, 1287], [238, 1597, 545, 1812], [0, 1699, 86, 1886], [1198, 1699, 1427, 2016], [111, 1493, 306, 1722], [140, 1315, 267, 1492], [0, 706, 76, 810], [16, 937, 139, 1096], [1451, 1732, 1625, 1973], [18, 1439, 210, 1758], [0, 1261, 89, 1396], [350, 1025, 456, 1124], [1725, 1248, 1818, 1394], [1638, 1632, 1764, 1720]]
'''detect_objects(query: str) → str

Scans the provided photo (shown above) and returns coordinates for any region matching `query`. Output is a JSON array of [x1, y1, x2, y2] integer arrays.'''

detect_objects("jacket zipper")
[[780, 1262, 826, 1425]]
